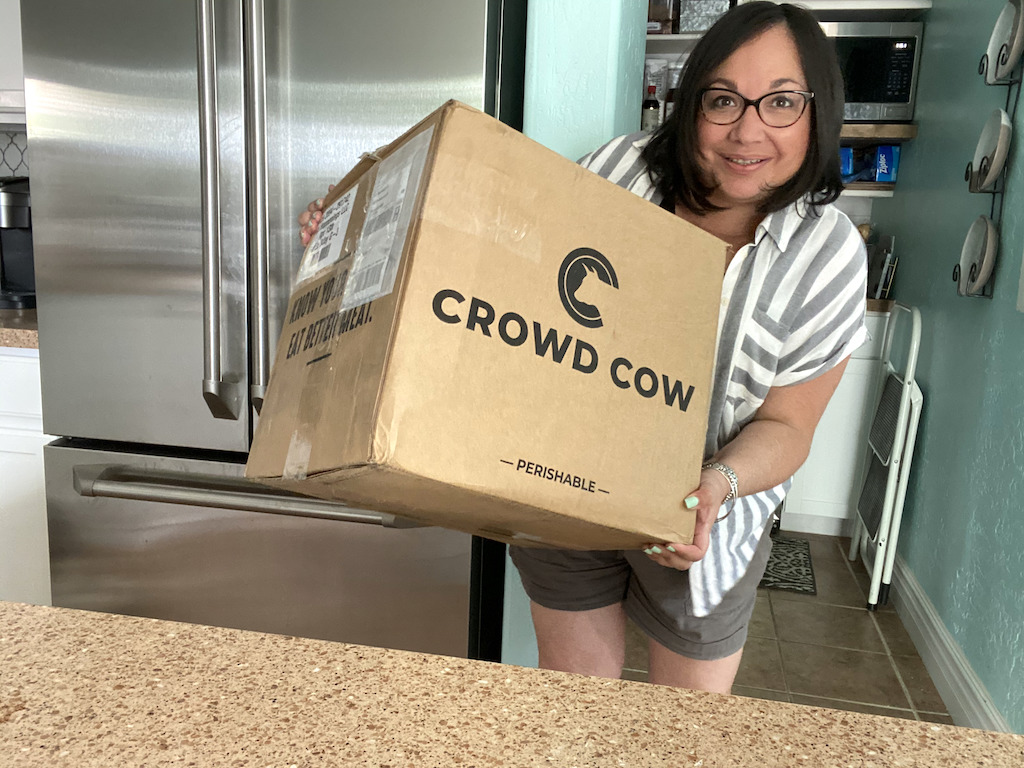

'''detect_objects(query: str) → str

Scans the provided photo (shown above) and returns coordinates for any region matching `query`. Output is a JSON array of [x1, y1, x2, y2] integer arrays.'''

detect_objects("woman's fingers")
[[642, 476, 723, 570], [297, 186, 332, 243], [297, 208, 323, 244], [642, 537, 707, 570], [642, 541, 701, 570]]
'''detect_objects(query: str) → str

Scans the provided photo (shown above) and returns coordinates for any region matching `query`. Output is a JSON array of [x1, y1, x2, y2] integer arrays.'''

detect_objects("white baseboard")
[[779, 511, 846, 537], [891, 556, 1012, 733]]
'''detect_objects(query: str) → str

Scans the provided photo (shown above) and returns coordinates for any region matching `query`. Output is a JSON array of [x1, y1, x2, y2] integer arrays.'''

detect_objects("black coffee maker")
[[0, 176, 34, 309]]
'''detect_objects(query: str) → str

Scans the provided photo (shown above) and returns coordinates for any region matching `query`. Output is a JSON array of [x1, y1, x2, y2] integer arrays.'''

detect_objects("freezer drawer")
[[45, 442, 475, 657]]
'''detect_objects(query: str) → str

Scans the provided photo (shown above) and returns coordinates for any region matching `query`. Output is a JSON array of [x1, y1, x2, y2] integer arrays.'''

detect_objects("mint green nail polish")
[[667, 546, 676, 553], [650, 546, 662, 555], [643, 548, 653, 555], [685, 496, 699, 509]]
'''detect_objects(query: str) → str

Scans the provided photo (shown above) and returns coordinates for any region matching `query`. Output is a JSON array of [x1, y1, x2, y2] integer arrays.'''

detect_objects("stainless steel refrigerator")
[[22, 0, 525, 659]]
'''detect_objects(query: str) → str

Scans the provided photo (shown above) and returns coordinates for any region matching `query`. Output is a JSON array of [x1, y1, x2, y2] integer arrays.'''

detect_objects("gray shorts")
[[509, 522, 774, 661]]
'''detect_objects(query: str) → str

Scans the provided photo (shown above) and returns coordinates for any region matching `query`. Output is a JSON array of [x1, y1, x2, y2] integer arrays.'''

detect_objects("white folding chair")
[[849, 303, 923, 610]]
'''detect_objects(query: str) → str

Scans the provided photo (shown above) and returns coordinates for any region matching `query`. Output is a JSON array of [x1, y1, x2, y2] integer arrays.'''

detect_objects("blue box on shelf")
[[840, 144, 900, 184], [840, 146, 854, 177], [873, 145, 900, 182]]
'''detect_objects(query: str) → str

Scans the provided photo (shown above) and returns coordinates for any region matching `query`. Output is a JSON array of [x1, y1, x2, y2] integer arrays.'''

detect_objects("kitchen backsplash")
[[0, 131, 28, 176]]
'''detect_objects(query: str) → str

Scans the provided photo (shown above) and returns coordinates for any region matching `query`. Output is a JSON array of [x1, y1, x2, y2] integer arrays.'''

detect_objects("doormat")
[[759, 535, 816, 595]]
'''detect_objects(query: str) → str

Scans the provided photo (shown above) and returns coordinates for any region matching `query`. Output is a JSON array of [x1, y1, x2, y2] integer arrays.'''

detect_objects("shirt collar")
[[754, 198, 809, 254]]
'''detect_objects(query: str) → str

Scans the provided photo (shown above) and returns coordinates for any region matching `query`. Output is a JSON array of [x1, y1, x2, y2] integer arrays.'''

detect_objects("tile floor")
[[621, 532, 954, 725]]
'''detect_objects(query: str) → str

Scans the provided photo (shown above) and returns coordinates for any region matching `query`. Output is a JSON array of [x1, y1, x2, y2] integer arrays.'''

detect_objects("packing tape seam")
[[282, 349, 332, 481], [364, 142, 440, 466]]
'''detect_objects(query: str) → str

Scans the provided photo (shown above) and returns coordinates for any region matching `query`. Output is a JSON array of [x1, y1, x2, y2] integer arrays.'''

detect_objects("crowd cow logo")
[[557, 248, 619, 328]]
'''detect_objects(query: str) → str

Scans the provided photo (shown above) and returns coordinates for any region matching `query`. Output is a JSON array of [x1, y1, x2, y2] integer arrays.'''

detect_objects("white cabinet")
[[781, 311, 889, 536], [0, 347, 51, 605], [0, 0, 26, 127]]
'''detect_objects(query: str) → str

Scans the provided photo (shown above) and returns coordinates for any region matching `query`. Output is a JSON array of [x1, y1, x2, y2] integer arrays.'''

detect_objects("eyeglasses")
[[699, 88, 814, 128]]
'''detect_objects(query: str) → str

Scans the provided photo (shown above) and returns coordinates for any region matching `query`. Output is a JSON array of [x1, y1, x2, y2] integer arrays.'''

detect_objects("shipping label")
[[295, 186, 356, 286], [341, 126, 434, 311]]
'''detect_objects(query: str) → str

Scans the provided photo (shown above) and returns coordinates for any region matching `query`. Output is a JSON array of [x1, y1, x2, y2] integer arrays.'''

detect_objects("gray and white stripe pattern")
[[580, 134, 867, 616]]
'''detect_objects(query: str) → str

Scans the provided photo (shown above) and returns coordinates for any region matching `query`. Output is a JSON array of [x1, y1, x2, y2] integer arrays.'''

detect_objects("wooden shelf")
[[841, 123, 918, 142], [774, 0, 930, 9], [645, 33, 700, 56], [842, 182, 896, 198], [737, 0, 931, 19], [645, 33, 702, 42]]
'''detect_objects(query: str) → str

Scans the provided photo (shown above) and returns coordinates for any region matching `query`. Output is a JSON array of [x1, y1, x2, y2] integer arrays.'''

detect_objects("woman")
[[299, 2, 866, 695]]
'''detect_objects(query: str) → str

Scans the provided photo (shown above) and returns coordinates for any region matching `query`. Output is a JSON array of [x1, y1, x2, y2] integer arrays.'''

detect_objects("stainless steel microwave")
[[820, 21, 924, 122]]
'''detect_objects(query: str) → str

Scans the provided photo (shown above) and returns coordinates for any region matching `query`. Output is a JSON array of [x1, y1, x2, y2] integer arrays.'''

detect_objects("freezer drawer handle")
[[72, 465, 422, 529], [196, 0, 242, 421], [244, 0, 270, 414]]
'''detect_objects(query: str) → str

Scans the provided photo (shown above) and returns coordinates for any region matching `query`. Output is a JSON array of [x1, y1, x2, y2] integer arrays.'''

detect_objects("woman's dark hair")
[[642, 1, 845, 215]]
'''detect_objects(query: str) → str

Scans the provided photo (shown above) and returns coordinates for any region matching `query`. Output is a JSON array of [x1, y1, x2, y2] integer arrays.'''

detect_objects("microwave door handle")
[[197, 0, 242, 420], [244, 0, 271, 414], [72, 465, 423, 529]]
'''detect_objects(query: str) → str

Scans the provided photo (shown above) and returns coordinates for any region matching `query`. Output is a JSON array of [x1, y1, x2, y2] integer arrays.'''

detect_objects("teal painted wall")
[[872, 0, 1024, 732], [501, 0, 647, 669], [523, 0, 647, 160]]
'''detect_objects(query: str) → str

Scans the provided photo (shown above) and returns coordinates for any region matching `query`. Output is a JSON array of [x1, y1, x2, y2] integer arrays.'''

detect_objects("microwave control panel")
[[884, 39, 917, 102]]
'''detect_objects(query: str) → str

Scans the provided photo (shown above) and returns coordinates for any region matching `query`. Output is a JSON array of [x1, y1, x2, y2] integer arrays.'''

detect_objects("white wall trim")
[[891, 556, 1012, 733], [779, 511, 846, 537], [0, 413, 44, 434]]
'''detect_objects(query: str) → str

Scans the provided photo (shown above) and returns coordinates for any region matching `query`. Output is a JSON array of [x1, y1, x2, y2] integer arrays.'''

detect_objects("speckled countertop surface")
[[2, 602, 1021, 767], [0, 309, 38, 349]]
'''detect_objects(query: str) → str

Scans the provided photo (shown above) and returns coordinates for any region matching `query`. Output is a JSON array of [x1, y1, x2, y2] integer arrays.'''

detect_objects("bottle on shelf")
[[665, 60, 685, 121], [641, 85, 660, 132]]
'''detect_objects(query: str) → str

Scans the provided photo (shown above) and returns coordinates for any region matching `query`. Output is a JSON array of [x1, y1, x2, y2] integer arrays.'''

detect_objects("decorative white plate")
[[985, 0, 1024, 84], [970, 217, 999, 295], [971, 109, 1013, 191], [958, 215, 998, 296]]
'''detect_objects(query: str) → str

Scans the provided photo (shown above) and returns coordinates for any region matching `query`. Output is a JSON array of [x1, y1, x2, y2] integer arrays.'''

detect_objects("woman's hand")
[[297, 184, 335, 246], [642, 467, 732, 570]]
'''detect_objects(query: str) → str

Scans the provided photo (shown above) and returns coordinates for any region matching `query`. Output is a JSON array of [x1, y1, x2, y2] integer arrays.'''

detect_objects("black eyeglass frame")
[[698, 88, 815, 128]]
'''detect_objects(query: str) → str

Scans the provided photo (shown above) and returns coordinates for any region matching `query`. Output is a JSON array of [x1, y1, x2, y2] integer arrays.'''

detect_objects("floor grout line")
[[785, 695, 916, 713], [868, 599, 921, 720], [841, 535, 932, 720], [768, 595, 897, 613], [767, 591, 793, 700]]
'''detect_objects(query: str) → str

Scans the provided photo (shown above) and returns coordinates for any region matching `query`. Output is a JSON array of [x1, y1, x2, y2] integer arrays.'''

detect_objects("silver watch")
[[702, 460, 739, 502]]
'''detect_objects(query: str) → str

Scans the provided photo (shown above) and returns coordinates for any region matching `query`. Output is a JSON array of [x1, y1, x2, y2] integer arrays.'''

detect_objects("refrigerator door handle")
[[72, 464, 423, 529], [244, 0, 271, 414], [197, 0, 242, 421]]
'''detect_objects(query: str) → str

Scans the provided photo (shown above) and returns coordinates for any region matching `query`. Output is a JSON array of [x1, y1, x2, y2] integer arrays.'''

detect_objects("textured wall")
[[523, 0, 647, 161], [871, 0, 1024, 733]]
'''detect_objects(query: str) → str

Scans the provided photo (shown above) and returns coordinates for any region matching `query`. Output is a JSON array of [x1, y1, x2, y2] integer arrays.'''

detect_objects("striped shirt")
[[580, 133, 868, 616]]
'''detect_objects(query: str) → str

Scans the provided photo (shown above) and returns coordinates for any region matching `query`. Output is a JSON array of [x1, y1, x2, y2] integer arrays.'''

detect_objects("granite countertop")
[[1, 602, 1021, 767], [0, 308, 38, 349]]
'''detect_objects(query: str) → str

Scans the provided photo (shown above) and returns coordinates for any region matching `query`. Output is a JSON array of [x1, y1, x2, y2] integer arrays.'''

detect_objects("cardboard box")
[[647, 0, 676, 34], [246, 101, 726, 550]]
